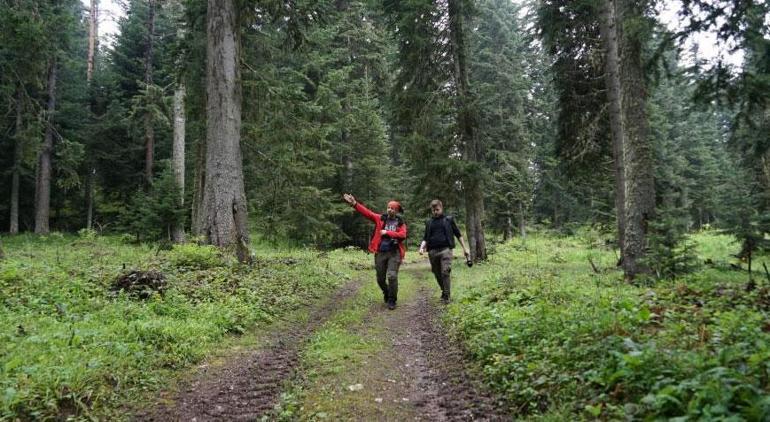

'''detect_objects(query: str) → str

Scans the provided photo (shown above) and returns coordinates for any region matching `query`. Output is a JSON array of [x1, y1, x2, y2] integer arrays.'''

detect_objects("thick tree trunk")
[[10, 88, 23, 234], [600, 0, 627, 262], [619, 0, 654, 279], [87, 0, 98, 82], [198, 0, 251, 262], [448, 0, 486, 261], [144, 0, 156, 186], [35, 60, 58, 234], [172, 83, 186, 243]]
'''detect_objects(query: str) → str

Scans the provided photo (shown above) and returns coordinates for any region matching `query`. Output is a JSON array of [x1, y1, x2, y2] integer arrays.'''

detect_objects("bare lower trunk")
[[172, 83, 186, 243], [144, 0, 156, 186], [600, 0, 626, 262], [85, 1, 98, 229], [191, 136, 206, 236], [198, 0, 251, 262], [85, 170, 94, 229], [35, 60, 58, 234], [619, 0, 654, 280], [87, 0, 98, 82], [503, 216, 512, 241], [465, 185, 487, 261], [10, 88, 22, 234], [449, 0, 486, 260]]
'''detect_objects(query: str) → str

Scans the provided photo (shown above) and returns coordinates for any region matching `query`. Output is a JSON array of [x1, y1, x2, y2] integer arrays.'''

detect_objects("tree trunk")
[[144, 0, 156, 187], [86, 0, 99, 229], [619, 0, 655, 280], [448, 0, 486, 261], [198, 0, 251, 262], [35, 60, 58, 234], [600, 0, 627, 263], [172, 83, 186, 243], [518, 201, 527, 239], [87, 0, 98, 82], [191, 136, 206, 236], [10, 87, 23, 234], [85, 170, 94, 229]]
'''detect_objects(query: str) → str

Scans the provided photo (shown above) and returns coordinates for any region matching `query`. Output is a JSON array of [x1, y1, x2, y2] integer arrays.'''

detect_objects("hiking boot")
[[440, 296, 450, 304], [387, 302, 396, 310]]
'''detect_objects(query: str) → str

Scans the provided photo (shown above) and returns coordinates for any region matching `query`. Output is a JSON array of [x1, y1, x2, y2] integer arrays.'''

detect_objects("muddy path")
[[136, 260, 511, 421], [135, 278, 364, 422], [289, 261, 512, 420]]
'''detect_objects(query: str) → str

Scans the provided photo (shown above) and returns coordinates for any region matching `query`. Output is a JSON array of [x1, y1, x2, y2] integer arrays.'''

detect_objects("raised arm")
[[343, 193, 379, 222]]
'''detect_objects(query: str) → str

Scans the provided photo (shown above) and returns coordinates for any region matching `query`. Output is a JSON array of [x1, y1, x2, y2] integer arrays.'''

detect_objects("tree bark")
[[10, 87, 23, 234], [198, 0, 251, 262], [448, 0, 486, 261], [87, 0, 98, 82], [191, 136, 206, 236], [86, 0, 99, 229], [600, 0, 627, 262], [619, 0, 655, 280], [172, 83, 186, 243], [35, 59, 58, 234], [144, 0, 156, 187]]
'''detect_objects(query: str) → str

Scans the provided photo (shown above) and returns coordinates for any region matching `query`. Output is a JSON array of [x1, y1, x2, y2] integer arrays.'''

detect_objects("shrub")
[[166, 244, 224, 270]]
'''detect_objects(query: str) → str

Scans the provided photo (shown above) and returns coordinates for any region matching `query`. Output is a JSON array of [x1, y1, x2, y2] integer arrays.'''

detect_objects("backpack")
[[423, 215, 455, 249]]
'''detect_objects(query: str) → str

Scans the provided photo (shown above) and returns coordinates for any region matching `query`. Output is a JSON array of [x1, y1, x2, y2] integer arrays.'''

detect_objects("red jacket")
[[353, 202, 407, 258]]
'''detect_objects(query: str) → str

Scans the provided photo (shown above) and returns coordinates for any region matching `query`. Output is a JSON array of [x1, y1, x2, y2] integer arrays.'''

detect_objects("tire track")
[[135, 278, 363, 421]]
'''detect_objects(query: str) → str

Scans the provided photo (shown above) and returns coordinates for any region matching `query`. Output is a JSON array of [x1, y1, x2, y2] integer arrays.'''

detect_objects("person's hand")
[[342, 193, 357, 206], [418, 247, 425, 255], [463, 250, 470, 259], [380, 230, 387, 236]]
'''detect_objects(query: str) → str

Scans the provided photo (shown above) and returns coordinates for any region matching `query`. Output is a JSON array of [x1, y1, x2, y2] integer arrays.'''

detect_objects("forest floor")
[[135, 260, 511, 421], [5, 230, 769, 420]]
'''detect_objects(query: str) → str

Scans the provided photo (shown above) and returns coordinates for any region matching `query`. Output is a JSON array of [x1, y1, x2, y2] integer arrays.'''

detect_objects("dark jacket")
[[423, 215, 461, 250]]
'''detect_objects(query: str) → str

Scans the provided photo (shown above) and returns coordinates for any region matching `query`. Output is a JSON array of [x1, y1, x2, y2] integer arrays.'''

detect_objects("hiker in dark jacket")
[[418, 199, 469, 303], [343, 193, 407, 310]]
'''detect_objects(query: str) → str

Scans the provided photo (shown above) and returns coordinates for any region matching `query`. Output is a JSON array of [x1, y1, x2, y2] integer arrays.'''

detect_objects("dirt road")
[[137, 260, 511, 421]]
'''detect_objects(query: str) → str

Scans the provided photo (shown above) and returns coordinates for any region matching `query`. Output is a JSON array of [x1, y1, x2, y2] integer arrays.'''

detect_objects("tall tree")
[[197, 0, 251, 262], [9, 88, 23, 234], [171, 83, 186, 242], [448, 0, 486, 260], [144, 0, 157, 186], [87, 0, 98, 82], [34, 59, 58, 234], [600, 0, 626, 257], [85, 0, 99, 230], [618, 0, 655, 279]]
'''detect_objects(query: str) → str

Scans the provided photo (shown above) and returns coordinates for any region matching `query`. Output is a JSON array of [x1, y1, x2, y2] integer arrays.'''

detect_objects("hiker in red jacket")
[[343, 193, 407, 310]]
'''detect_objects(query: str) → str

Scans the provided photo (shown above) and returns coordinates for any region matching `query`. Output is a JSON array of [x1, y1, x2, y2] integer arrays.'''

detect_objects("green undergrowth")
[[0, 233, 362, 421], [446, 229, 770, 420]]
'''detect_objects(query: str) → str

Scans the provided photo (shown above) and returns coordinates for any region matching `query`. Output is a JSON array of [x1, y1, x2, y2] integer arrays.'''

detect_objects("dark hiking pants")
[[375, 249, 401, 304], [429, 247, 453, 300]]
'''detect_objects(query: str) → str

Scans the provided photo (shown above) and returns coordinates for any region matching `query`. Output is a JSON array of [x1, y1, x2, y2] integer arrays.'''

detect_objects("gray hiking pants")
[[375, 249, 401, 304], [429, 247, 453, 299]]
